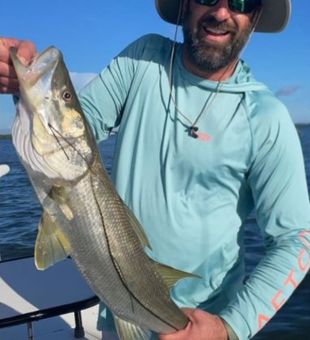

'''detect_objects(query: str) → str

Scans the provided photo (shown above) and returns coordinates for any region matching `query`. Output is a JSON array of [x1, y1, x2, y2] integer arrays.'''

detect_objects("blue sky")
[[0, 0, 309, 131]]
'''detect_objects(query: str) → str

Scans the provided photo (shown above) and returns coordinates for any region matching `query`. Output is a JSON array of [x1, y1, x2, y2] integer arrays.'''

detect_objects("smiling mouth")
[[201, 23, 233, 41]]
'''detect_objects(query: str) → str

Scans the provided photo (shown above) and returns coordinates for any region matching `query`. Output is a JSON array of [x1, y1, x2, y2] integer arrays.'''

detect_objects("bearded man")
[[0, 1, 309, 339]]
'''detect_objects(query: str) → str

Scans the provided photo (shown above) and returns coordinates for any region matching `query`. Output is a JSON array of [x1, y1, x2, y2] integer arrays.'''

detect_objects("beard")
[[182, 14, 253, 72]]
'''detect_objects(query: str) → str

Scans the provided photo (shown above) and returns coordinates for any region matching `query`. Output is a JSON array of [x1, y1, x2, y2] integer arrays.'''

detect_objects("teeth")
[[202, 24, 228, 35], [207, 28, 227, 34]]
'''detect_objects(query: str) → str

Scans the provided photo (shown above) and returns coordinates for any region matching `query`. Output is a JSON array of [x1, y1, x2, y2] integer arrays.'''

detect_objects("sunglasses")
[[195, 0, 261, 14]]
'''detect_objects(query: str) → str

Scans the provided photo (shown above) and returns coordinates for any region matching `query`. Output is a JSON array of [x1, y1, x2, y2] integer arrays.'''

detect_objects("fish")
[[0, 164, 10, 178], [10, 46, 194, 339]]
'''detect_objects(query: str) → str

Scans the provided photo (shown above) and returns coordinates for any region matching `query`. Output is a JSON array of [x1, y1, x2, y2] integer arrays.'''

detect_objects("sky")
[[0, 0, 309, 132]]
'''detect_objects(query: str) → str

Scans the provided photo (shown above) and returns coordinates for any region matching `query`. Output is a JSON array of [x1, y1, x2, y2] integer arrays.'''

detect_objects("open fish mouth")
[[10, 46, 61, 88]]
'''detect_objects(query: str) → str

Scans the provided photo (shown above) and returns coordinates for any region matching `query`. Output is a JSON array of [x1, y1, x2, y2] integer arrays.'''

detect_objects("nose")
[[208, 0, 231, 21]]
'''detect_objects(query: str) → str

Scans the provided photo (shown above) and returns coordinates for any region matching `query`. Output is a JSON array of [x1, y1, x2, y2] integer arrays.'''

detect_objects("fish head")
[[10, 47, 94, 182]]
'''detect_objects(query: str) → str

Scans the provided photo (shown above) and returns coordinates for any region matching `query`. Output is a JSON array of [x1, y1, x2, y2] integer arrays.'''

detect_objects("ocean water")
[[0, 126, 309, 339]]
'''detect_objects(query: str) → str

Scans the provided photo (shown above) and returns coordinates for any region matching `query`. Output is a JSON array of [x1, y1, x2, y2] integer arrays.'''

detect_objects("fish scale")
[[10, 46, 191, 338], [58, 170, 183, 332]]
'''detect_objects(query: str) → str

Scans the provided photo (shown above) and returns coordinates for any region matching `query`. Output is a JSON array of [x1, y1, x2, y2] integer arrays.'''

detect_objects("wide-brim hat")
[[155, 0, 291, 33]]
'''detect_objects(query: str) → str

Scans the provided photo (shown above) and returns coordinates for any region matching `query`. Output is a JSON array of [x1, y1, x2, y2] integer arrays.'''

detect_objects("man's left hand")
[[159, 308, 228, 340]]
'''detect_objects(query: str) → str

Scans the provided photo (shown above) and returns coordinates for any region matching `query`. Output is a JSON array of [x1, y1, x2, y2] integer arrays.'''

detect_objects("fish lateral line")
[[89, 173, 183, 332]]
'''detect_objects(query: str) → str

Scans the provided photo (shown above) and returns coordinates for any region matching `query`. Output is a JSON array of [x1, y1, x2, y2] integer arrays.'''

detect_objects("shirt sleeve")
[[78, 63, 132, 142], [78, 39, 140, 142], [219, 96, 310, 339], [78, 34, 164, 142]]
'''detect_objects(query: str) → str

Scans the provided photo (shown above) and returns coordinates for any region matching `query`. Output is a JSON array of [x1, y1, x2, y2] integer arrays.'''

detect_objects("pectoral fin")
[[35, 210, 72, 270], [153, 261, 201, 290], [114, 314, 151, 340]]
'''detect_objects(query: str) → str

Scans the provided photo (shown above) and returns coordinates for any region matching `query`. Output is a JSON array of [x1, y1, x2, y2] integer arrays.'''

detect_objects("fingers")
[[0, 59, 16, 76], [0, 38, 18, 62], [0, 62, 19, 94], [0, 78, 19, 94], [0, 38, 37, 65], [16, 40, 37, 65], [158, 320, 192, 340], [0, 37, 37, 94]]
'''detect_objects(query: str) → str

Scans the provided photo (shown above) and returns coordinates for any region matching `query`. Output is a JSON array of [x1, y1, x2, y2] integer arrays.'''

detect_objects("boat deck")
[[0, 305, 102, 340], [0, 257, 102, 339]]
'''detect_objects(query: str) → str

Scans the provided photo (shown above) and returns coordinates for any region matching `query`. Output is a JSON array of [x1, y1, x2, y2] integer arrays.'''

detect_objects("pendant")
[[188, 126, 199, 138], [188, 126, 212, 142]]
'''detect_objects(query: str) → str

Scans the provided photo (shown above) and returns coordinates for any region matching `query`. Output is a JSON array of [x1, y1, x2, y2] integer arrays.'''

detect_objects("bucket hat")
[[155, 0, 291, 32]]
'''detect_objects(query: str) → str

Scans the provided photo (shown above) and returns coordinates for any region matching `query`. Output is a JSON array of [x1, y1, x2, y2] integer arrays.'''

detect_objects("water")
[[0, 126, 309, 339], [0, 135, 116, 260]]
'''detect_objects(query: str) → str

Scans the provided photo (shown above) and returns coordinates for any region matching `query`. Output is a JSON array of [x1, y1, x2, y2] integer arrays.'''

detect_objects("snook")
[[10, 47, 192, 339]]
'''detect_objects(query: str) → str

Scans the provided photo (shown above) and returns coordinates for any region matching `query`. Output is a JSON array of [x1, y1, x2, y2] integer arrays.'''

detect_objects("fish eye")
[[62, 90, 72, 102]]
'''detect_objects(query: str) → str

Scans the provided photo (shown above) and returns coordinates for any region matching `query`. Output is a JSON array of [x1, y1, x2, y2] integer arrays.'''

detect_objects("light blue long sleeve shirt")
[[79, 34, 310, 339]]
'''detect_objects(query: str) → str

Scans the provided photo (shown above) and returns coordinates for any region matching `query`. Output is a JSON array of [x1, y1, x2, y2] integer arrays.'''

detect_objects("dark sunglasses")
[[195, 0, 261, 14]]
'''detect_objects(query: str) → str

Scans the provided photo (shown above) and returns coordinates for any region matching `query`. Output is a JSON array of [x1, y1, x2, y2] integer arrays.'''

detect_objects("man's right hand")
[[0, 38, 37, 94]]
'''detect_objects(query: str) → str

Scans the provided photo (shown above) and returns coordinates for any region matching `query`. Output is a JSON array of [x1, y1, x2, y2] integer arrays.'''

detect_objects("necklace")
[[168, 44, 225, 141], [166, 2, 260, 141]]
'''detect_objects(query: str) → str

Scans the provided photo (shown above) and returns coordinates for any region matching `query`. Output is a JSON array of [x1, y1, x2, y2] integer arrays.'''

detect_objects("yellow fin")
[[154, 262, 200, 290], [35, 210, 72, 270], [123, 203, 152, 250], [114, 314, 151, 340]]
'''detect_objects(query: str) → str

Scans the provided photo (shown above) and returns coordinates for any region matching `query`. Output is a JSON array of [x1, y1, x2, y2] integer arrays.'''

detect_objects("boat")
[[0, 256, 102, 340], [0, 164, 10, 178]]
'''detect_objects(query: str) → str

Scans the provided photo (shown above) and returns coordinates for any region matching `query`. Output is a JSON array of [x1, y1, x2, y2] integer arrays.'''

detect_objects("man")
[[1, 1, 309, 339]]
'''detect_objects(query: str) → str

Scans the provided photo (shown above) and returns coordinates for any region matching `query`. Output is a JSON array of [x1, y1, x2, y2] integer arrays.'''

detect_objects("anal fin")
[[114, 314, 151, 340]]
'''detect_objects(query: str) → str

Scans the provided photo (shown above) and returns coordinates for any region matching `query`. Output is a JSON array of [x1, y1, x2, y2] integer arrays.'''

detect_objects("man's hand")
[[159, 308, 228, 340], [0, 38, 37, 94]]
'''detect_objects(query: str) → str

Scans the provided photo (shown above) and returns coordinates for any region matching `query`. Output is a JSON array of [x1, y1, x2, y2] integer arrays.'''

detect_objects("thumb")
[[16, 40, 37, 65]]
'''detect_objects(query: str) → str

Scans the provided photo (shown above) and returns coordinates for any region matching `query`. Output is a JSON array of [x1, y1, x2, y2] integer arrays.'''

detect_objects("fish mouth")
[[10, 46, 61, 88]]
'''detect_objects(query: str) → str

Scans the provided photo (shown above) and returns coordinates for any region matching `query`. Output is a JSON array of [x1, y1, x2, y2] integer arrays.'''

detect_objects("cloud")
[[70, 72, 97, 92], [275, 85, 301, 98]]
